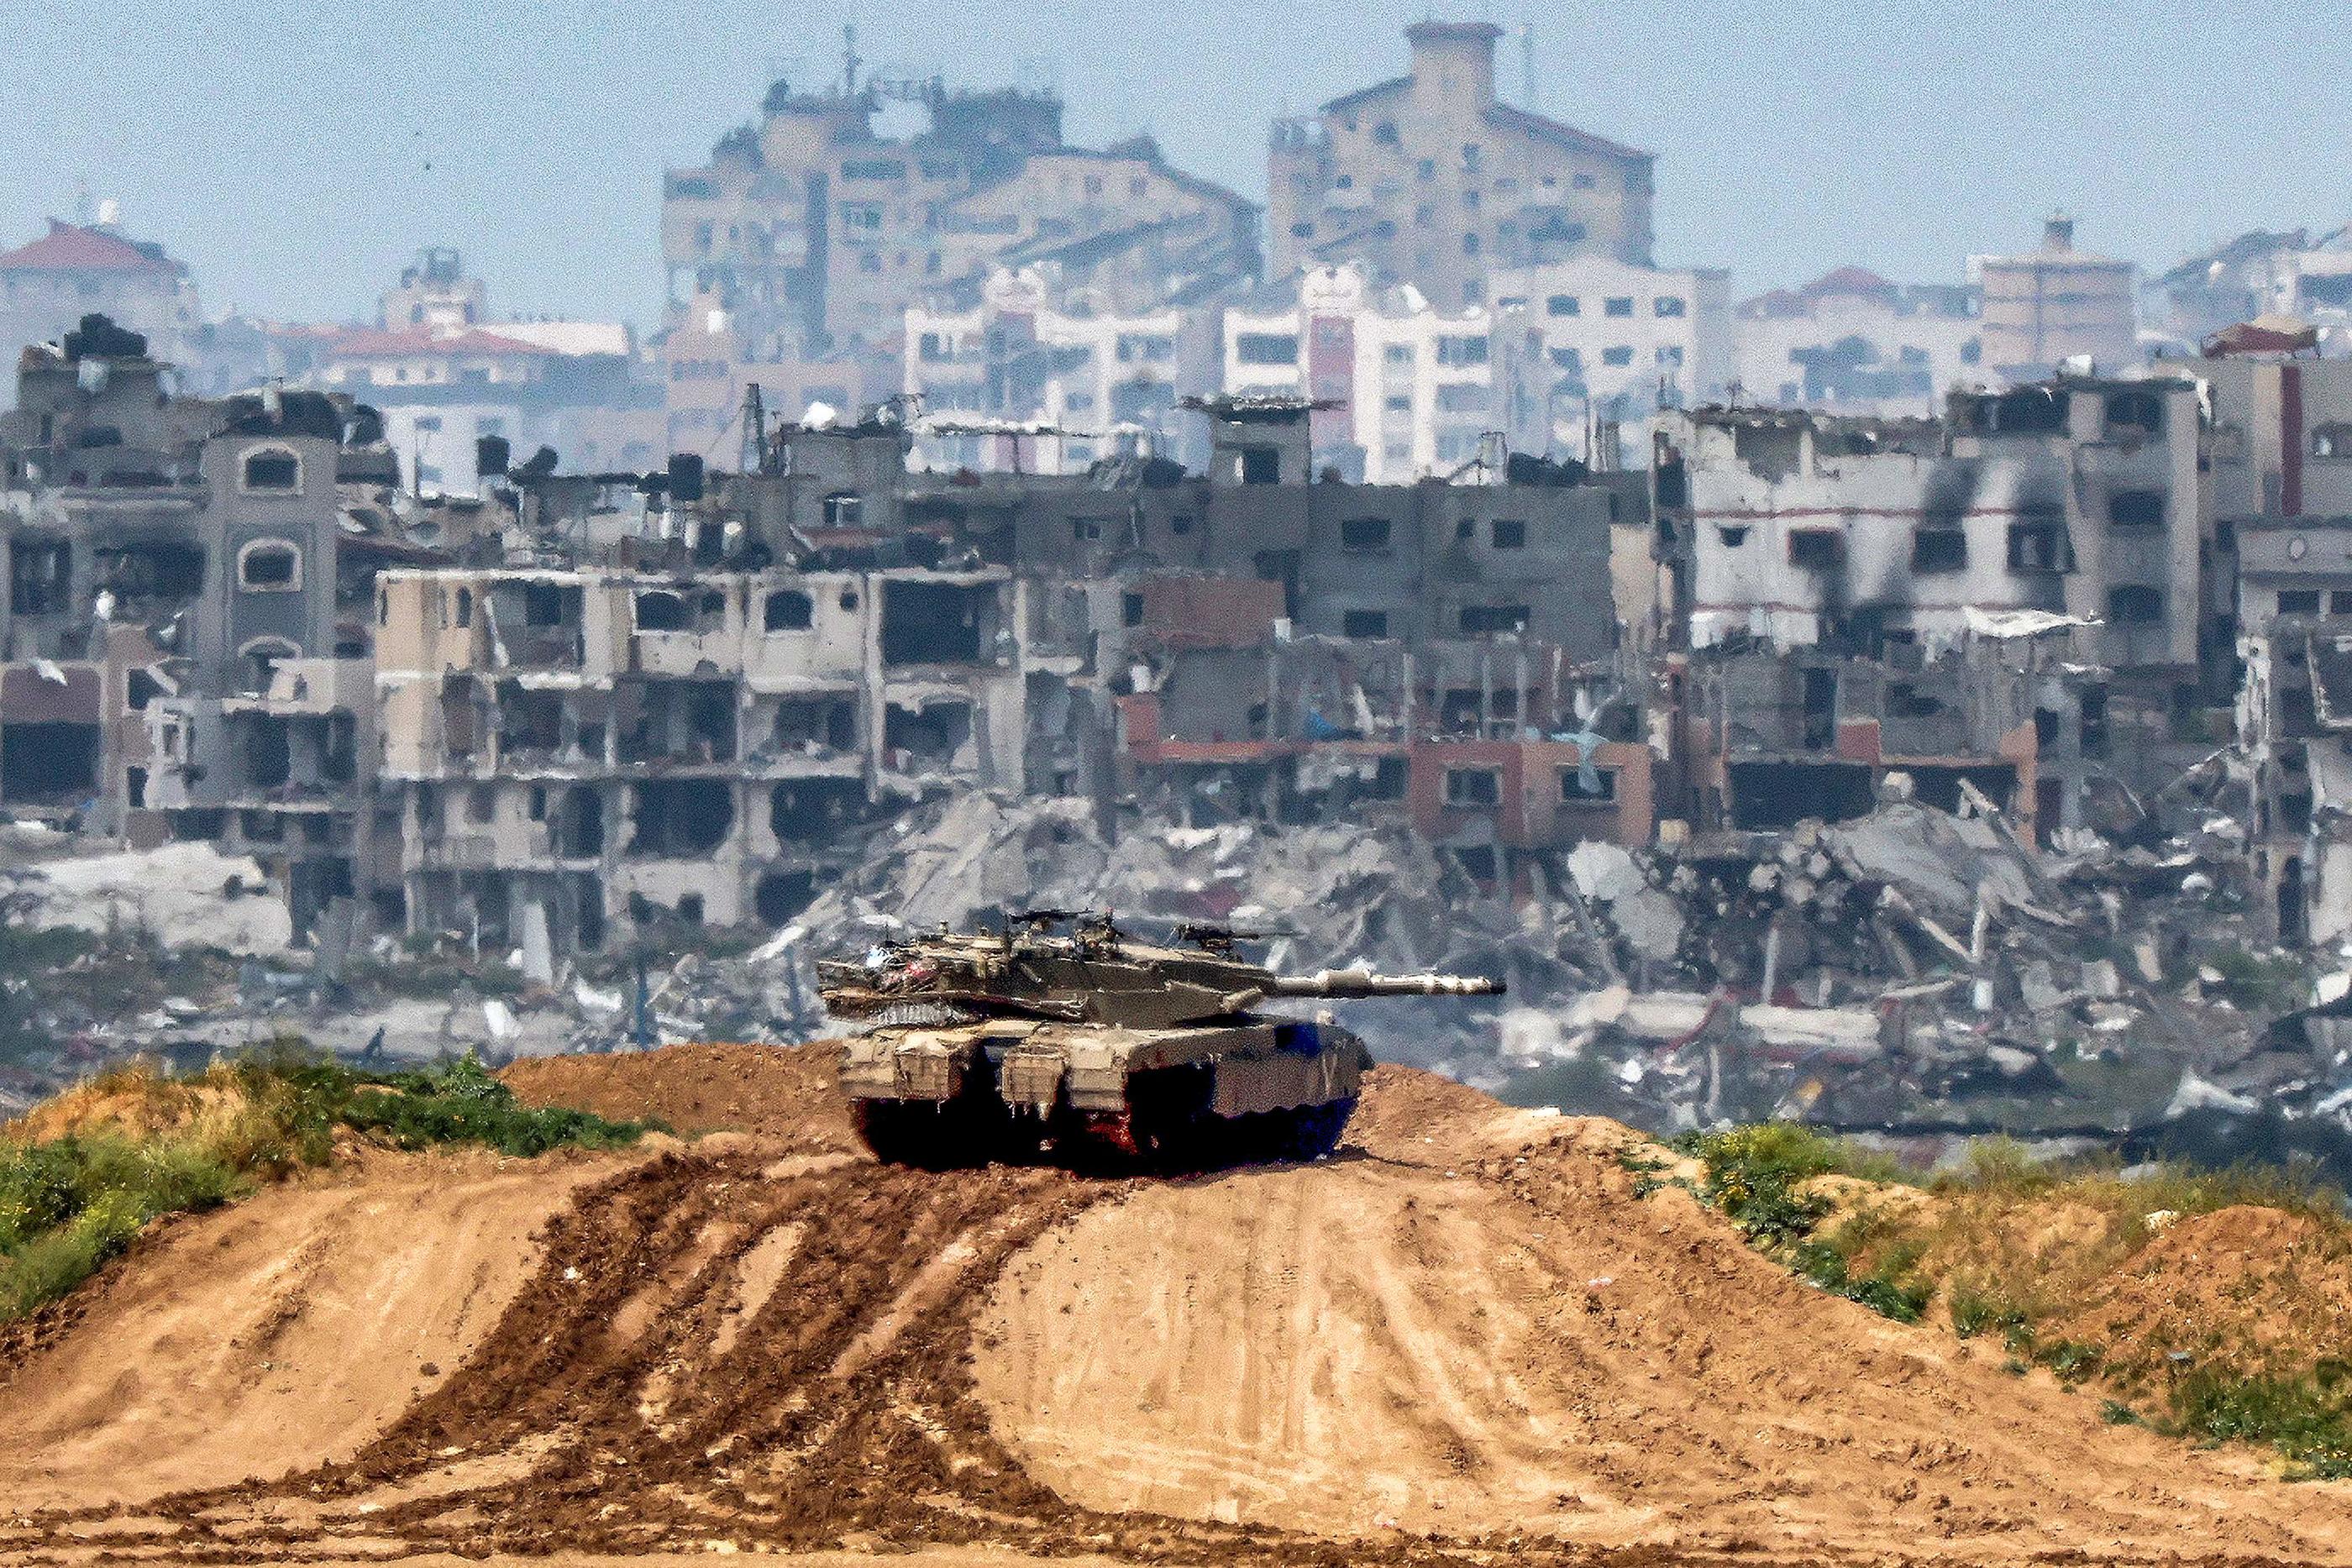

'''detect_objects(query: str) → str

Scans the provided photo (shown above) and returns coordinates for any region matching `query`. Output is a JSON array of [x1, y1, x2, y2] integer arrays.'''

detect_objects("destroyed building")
[[351, 393, 1643, 952], [1653, 374, 2211, 824], [1732, 266, 1983, 417], [0, 316, 419, 933]]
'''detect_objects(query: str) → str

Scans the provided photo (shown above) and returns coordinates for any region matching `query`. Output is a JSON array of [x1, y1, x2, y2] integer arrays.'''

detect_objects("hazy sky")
[[2, 1, 2342, 329]]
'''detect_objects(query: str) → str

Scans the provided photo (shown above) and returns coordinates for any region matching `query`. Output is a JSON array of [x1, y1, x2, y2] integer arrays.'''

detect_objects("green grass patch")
[[2163, 1366, 2352, 1481], [1672, 1125, 1927, 1319], [0, 1051, 658, 1322]]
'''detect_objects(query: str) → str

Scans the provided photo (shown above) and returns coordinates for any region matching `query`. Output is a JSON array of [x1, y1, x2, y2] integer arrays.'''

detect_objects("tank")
[[819, 913, 1502, 1168]]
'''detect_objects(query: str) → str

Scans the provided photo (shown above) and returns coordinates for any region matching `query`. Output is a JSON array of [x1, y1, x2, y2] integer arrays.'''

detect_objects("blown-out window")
[[236, 538, 302, 591], [240, 445, 301, 491]]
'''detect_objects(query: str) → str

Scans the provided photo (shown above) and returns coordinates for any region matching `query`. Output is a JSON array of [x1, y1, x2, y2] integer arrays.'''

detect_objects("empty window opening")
[[1911, 528, 1967, 573], [2104, 391, 2165, 437], [822, 491, 863, 527], [244, 721, 291, 789], [885, 701, 974, 769], [496, 688, 564, 758], [2007, 517, 2074, 573], [2107, 584, 2166, 624], [1491, 518, 1527, 549], [2280, 590, 2322, 616], [241, 447, 301, 490], [558, 785, 605, 857], [754, 868, 817, 927], [2314, 422, 2352, 459], [627, 779, 734, 857], [764, 590, 814, 632], [1459, 604, 1530, 635], [1802, 666, 1838, 750], [1340, 517, 1392, 552], [2109, 490, 2166, 529], [633, 590, 689, 632], [881, 579, 995, 666], [523, 582, 575, 627], [772, 697, 855, 753], [236, 540, 302, 592], [1561, 765, 1617, 803], [771, 777, 865, 842], [1445, 767, 1501, 807], [1238, 445, 1282, 485], [1729, 760, 1875, 830], [1788, 528, 1845, 572], [9, 538, 71, 616], [93, 541, 204, 609], [2, 721, 100, 803], [1342, 610, 1389, 638]]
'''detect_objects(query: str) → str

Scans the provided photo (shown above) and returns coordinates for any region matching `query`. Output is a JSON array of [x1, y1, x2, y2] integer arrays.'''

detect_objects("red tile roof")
[[0, 220, 185, 275]]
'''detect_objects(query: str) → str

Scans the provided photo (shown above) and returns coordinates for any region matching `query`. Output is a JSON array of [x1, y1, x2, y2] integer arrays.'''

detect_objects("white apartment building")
[[1221, 263, 1524, 482], [1733, 267, 1982, 417], [1494, 256, 1732, 462], [904, 268, 1211, 475]]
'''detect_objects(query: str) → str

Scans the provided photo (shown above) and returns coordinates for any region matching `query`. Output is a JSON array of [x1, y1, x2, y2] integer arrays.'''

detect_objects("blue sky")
[[0, 1, 2340, 328]]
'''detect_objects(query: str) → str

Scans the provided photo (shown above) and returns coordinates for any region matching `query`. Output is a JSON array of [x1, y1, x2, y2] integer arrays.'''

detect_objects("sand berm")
[[0, 1042, 2345, 1567]]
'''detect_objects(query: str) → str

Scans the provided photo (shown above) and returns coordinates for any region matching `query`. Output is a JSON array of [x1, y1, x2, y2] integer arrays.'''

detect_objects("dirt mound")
[[4, 1064, 248, 1145], [0, 1144, 626, 1510], [501, 1042, 858, 1149], [0, 1055, 2348, 1567], [974, 1110, 2352, 1562], [2050, 1204, 2352, 1384]]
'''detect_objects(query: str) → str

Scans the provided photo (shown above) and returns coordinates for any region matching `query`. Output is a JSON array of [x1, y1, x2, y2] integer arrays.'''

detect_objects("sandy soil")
[[0, 1145, 627, 1510], [0, 1046, 2345, 1568]]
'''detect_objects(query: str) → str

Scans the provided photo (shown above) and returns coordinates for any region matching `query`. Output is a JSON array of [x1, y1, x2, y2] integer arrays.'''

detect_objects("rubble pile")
[[787, 792, 1595, 1071], [8, 778, 2351, 1180]]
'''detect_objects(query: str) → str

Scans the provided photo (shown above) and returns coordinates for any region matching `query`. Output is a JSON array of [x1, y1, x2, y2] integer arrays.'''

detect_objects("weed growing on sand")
[[0, 1053, 658, 1321], [1677, 1124, 2352, 1481], [1672, 1125, 1930, 1320], [2163, 1366, 2352, 1481]]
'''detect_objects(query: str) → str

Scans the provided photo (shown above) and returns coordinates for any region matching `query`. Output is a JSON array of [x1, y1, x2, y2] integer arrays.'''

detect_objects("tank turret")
[[816, 915, 1502, 1169]]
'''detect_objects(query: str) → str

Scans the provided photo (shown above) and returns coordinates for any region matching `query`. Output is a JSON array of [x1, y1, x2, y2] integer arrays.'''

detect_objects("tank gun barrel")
[[1263, 969, 1504, 999]]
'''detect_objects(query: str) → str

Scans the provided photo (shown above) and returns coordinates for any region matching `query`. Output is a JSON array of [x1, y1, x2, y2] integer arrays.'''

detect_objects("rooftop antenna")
[[1519, 22, 1536, 109], [842, 22, 862, 97], [72, 178, 94, 228]]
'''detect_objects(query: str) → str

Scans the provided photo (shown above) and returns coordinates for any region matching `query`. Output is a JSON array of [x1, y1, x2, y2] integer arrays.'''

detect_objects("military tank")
[[819, 913, 1502, 1169]]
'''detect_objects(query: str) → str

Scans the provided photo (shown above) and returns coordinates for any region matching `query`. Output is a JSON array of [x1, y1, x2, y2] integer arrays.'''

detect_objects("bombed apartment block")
[[2235, 517, 2352, 946], [1654, 377, 2209, 782], [1117, 614, 1653, 881], [371, 559, 1031, 949], [1678, 641, 2079, 842], [0, 318, 369, 858]]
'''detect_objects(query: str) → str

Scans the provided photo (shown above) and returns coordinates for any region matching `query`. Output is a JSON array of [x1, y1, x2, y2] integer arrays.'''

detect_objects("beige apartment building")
[[1977, 217, 2138, 379], [1268, 21, 1654, 311]]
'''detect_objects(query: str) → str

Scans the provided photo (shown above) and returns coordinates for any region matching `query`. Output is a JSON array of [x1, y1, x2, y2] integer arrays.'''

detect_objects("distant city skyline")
[[0, 0, 2341, 328]]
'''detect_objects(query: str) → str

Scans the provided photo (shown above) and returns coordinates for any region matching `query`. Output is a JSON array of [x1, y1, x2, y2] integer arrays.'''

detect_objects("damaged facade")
[[0, 315, 399, 932]]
